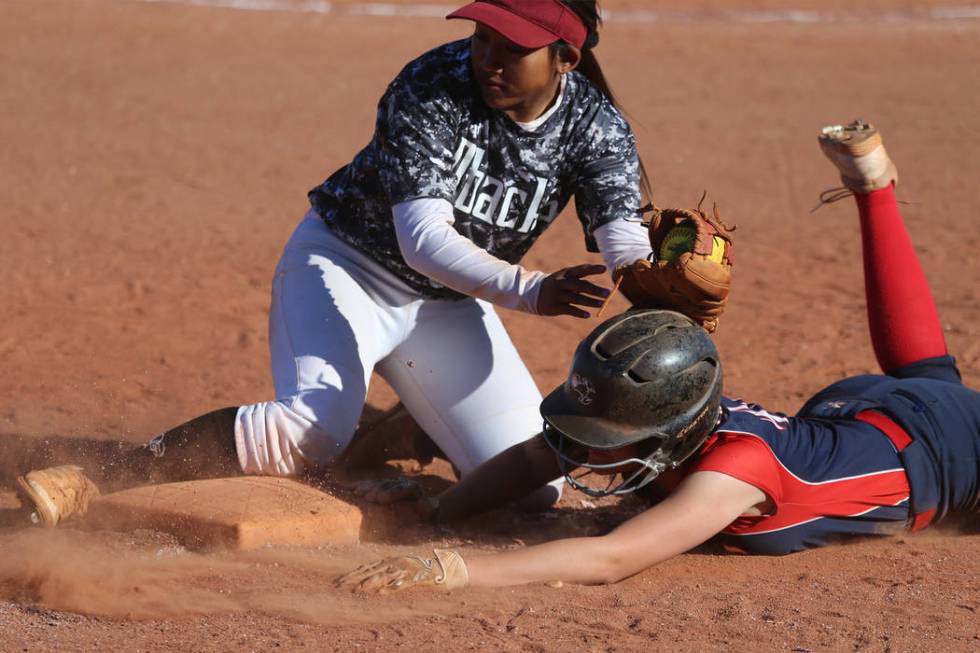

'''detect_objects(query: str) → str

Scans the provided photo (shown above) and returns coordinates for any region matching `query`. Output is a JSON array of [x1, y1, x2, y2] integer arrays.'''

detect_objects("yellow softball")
[[659, 225, 697, 262], [708, 236, 726, 264], [659, 225, 726, 264]]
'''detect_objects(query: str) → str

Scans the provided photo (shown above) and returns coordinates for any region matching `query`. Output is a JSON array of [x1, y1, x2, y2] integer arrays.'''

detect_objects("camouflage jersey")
[[308, 39, 642, 300]]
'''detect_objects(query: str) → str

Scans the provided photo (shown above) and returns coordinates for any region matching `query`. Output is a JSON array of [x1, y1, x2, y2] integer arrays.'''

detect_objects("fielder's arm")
[[393, 199, 609, 318]]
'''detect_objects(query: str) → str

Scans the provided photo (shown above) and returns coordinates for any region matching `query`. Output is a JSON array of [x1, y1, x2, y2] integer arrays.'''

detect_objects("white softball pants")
[[235, 211, 558, 495]]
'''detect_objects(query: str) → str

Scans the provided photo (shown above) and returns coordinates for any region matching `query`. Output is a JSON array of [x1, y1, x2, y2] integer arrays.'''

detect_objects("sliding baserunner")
[[336, 120, 979, 592]]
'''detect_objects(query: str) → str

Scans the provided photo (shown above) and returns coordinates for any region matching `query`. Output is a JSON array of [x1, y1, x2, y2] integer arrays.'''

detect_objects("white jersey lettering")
[[728, 400, 790, 430], [452, 137, 555, 234]]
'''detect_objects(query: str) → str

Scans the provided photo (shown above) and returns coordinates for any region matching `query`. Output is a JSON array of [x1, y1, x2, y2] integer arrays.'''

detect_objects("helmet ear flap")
[[659, 401, 723, 469]]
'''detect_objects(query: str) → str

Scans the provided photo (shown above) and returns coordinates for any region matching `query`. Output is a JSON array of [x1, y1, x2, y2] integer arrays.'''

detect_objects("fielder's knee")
[[235, 401, 352, 476]]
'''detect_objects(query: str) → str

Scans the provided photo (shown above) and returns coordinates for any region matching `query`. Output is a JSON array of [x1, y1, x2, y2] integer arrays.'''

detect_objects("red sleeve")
[[691, 432, 782, 503]]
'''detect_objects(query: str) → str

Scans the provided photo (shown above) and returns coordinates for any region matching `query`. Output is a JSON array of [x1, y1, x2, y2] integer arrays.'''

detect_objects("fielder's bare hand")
[[536, 264, 609, 318]]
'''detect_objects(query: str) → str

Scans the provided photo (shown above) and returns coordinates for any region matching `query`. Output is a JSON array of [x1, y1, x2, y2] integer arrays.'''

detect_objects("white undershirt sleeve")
[[392, 198, 547, 314], [593, 219, 655, 273]]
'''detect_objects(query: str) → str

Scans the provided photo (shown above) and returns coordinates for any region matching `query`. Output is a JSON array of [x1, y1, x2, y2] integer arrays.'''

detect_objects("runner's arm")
[[428, 432, 565, 521], [464, 471, 764, 587]]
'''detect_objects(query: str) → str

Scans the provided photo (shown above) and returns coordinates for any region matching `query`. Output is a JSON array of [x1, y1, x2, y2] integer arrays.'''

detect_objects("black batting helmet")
[[540, 309, 723, 496]]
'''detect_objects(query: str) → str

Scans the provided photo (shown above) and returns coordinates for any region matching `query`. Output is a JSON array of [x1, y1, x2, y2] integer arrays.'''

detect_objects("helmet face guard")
[[540, 309, 724, 498], [542, 422, 668, 497]]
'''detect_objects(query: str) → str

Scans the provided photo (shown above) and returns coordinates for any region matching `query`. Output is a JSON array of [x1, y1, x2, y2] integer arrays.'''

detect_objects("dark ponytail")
[[551, 0, 653, 203]]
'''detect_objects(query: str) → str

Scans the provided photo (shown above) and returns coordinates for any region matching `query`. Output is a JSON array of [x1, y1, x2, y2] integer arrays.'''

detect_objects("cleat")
[[818, 119, 898, 194], [16, 465, 100, 527]]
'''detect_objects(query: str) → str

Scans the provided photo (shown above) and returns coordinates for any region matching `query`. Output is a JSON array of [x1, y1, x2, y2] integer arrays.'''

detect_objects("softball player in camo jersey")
[[16, 0, 659, 526]]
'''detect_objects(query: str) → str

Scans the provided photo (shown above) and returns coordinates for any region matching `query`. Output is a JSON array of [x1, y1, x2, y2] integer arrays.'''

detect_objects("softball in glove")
[[614, 196, 734, 332]]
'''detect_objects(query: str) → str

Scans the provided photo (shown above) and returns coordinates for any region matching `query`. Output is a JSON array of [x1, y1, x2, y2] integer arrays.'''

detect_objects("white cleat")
[[16, 464, 100, 527], [818, 119, 898, 194]]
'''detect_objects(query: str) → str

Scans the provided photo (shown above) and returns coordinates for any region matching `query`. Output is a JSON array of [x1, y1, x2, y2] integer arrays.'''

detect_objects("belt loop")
[[856, 410, 913, 450]]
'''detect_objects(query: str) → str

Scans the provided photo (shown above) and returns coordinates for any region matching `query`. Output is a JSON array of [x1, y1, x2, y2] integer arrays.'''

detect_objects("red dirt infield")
[[1, 1, 977, 650]]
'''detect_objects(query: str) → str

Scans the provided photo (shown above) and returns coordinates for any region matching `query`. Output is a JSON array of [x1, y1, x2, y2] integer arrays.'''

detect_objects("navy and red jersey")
[[655, 356, 979, 555], [691, 397, 912, 554]]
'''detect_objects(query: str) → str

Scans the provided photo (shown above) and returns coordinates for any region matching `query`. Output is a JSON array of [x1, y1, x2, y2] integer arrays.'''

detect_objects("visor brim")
[[540, 385, 665, 450], [447, 3, 561, 50]]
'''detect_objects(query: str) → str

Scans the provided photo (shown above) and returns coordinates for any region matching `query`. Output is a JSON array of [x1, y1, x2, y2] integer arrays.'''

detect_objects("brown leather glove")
[[335, 549, 469, 593], [613, 200, 734, 332]]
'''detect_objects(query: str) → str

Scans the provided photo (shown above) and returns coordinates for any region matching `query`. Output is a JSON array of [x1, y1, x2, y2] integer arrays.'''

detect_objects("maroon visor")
[[447, 0, 588, 50]]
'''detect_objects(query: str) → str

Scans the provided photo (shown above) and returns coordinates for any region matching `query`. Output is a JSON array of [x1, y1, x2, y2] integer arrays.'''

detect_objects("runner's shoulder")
[[716, 397, 793, 436]]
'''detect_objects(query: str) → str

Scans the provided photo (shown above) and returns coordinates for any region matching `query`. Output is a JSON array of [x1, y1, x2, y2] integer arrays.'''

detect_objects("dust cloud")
[[0, 529, 444, 624]]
